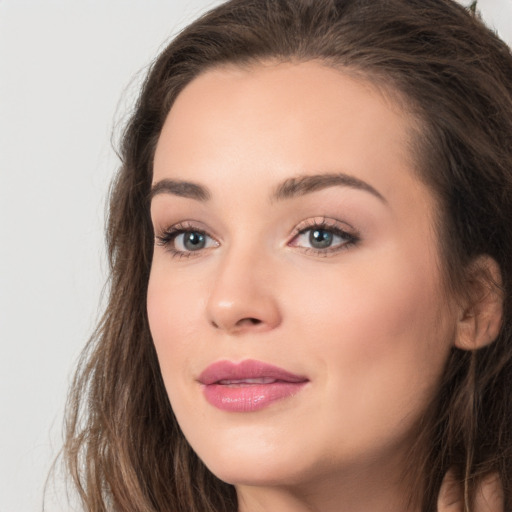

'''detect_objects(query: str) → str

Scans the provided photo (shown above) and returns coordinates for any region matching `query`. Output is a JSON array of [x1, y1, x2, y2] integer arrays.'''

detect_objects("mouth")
[[217, 377, 281, 386], [198, 359, 309, 412]]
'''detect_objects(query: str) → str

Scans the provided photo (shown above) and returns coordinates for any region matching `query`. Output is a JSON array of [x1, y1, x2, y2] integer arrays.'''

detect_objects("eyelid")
[[291, 216, 356, 236], [154, 220, 220, 258], [288, 216, 360, 255]]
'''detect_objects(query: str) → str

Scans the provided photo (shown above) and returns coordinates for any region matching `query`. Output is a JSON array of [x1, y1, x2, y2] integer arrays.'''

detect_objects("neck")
[[236, 446, 422, 512]]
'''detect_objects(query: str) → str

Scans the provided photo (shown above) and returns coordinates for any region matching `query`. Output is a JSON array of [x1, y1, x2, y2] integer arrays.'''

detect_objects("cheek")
[[290, 249, 449, 347], [286, 246, 454, 427], [146, 266, 206, 385]]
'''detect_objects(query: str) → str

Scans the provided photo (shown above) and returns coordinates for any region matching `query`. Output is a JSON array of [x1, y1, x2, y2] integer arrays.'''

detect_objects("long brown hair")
[[63, 0, 512, 510]]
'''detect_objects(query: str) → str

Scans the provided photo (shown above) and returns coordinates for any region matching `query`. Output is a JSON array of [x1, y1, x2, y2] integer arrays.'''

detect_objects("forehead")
[[153, 60, 430, 214]]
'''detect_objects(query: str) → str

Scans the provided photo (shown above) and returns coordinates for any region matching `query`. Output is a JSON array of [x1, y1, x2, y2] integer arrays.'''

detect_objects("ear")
[[454, 255, 503, 351]]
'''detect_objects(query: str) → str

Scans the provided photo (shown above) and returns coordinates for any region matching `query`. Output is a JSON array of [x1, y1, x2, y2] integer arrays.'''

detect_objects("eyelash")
[[155, 221, 216, 260], [155, 217, 359, 259], [290, 217, 359, 256]]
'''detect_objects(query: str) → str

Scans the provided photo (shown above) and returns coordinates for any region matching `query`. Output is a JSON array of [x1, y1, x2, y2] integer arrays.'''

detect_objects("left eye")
[[291, 226, 355, 251]]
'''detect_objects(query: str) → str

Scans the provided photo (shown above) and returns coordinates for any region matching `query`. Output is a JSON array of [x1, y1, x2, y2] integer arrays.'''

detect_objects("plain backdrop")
[[0, 1, 511, 511]]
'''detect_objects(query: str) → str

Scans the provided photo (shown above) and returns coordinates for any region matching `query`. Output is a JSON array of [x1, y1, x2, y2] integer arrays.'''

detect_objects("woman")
[[63, 0, 512, 510]]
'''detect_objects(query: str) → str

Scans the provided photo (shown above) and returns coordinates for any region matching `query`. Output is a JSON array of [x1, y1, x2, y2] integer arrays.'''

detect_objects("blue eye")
[[291, 221, 358, 254], [308, 228, 336, 249], [156, 225, 218, 257], [175, 231, 208, 251]]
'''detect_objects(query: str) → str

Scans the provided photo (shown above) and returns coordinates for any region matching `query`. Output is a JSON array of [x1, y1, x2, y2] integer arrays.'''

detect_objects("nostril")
[[210, 318, 261, 329], [237, 317, 262, 327]]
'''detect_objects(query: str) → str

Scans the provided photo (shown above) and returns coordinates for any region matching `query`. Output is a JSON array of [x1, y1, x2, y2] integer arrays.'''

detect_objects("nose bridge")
[[206, 238, 281, 333]]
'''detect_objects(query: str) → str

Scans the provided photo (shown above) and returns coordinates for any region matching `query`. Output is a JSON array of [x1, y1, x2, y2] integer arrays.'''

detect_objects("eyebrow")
[[149, 179, 211, 201], [271, 173, 386, 204], [149, 172, 386, 204]]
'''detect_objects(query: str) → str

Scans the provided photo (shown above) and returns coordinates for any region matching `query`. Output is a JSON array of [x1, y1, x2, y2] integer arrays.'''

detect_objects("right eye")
[[156, 225, 219, 258]]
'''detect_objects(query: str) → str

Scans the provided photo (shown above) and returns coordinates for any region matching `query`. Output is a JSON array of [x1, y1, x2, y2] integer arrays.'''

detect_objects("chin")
[[187, 430, 329, 488], [205, 456, 310, 488]]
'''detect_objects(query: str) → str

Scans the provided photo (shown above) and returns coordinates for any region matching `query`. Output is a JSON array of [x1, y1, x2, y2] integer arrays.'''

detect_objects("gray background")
[[1, 1, 510, 510]]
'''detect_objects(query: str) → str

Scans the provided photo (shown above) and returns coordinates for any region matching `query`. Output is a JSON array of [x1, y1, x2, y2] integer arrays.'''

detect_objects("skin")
[[147, 61, 501, 512]]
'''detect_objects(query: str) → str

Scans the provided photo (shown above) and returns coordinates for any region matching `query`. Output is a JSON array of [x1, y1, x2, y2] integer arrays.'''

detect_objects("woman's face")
[[147, 61, 458, 490]]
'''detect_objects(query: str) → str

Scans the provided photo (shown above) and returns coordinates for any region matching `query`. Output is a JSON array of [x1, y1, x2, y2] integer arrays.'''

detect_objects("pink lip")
[[198, 359, 309, 412]]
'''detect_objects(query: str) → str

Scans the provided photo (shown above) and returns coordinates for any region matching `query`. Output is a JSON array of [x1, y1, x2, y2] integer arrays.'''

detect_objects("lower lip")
[[202, 381, 307, 412]]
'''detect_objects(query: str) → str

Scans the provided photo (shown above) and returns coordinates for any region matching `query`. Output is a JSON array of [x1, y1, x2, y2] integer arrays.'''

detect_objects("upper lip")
[[198, 359, 308, 385]]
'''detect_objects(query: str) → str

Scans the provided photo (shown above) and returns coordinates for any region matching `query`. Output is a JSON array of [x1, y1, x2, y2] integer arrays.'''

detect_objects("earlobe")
[[454, 255, 503, 351]]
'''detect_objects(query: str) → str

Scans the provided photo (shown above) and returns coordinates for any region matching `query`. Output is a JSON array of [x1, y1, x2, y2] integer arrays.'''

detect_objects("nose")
[[206, 246, 282, 335]]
